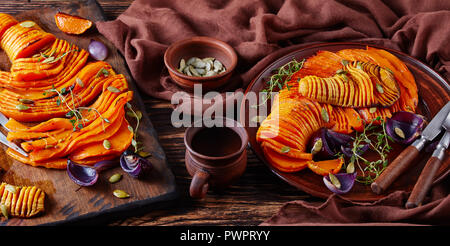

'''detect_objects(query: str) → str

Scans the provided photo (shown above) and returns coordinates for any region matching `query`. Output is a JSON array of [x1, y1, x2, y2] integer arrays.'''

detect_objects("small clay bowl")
[[164, 36, 238, 92]]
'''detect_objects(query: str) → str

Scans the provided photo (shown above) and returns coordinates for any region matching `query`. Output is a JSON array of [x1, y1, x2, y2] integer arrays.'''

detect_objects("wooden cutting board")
[[0, 0, 177, 225]]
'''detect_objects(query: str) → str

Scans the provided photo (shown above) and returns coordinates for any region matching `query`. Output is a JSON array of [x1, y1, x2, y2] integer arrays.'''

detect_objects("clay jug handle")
[[189, 169, 210, 199]]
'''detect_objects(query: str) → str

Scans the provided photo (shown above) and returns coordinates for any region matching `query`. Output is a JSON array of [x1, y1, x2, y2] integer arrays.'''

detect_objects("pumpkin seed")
[[205, 70, 217, 77], [20, 21, 35, 28], [103, 139, 111, 150], [5, 184, 17, 194], [280, 146, 291, 153], [394, 127, 405, 139], [369, 107, 377, 113], [311, 138, 323, 155], [340, 60, 349, 66], [16, 104, 29, 111], [107, 86, 120, 93], [328, 173, 341, 189], [178, 58, 186, 72], [76, 78, 84, 87], [136, 110, 143, 120], [18, 98, 34, 104], [0, 204, 9, 219], [138, 151, 152, 158], [41, 56, 55, 64], [346, 161, 355, 173], [109, 173, 122, 184], [113, 189, 130, 199], [376, 83, 384, 94], [321, 108, 330, 123]]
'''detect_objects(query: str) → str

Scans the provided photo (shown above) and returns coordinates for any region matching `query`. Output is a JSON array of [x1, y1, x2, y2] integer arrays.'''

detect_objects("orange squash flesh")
[[258, 47, 418, 175], [55, 12, 93, 35]]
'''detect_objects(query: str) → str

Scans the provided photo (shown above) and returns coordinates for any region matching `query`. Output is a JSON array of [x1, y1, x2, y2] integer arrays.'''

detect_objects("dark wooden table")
[[0, 0, 321, 226]]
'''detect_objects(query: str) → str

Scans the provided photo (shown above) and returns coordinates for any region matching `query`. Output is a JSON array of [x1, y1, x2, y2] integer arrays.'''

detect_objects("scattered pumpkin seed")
[[394, 127, 406, 139], [340, 60, 349, 66], [321, 108, 330, 123], [138, 151, 151, 158], [280, 146, 291, 153], [369, 107, 377, 113], [76, 78, 84, 87], [18, 98, 34, 104], [113, 189, 130, 199], [107, 86, 120, 93], [376, 83, 384, 94], [109, 173, 122, 184], [16, 104, 29, 111], [103, 139, 111, 150], [328, 173, 341, 189], [346, 161, 355, 173], [0, 204, 9, 219], [41, 56, 55, 64], [5, 184, 17, 194], [311, 138, 323, 155], [20, 21, 35, 28]]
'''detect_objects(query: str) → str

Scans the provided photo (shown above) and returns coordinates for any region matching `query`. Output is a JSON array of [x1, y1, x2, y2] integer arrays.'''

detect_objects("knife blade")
[[371, 101, 450, 194], [0, 130, 28, 157], [0, 111, 11, 132]]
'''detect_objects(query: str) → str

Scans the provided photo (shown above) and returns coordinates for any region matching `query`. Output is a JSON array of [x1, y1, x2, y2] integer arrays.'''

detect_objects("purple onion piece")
[[88, 39, 108, 61], [67, 159, 98, 186], [386, 111, 424, 145], [308, 128, 353, 160], [323, 172, 357, 194], [93, 160, 119, 172], [120, 151, 152, 178]]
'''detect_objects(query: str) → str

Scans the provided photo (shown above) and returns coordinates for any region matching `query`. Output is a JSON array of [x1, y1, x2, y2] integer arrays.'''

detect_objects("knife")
[[0, 111, 11, 132], [406, 111, 450, 208], [0, 131, 29, 157], [0, 111, 28, 157], [371, 101, 450, 194]]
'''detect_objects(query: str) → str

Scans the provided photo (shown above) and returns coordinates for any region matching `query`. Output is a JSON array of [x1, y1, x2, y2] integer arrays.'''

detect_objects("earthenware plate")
[[240, 42, 450, 201]]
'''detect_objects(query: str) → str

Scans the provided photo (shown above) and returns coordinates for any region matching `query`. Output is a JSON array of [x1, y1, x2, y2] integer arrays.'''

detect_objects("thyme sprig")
[[45, 82, 109, 132], [125, 102, 142, 153], [348, 116, 393, 185], [252, 58, 305, 108]]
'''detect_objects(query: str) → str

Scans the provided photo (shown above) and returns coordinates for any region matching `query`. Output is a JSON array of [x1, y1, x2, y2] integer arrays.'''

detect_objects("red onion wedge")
[[67, 159, 98, 186], [88, 39, 108, 61], [120, 150, 152, 178], [323, 172, 357, 194], [308, 128, 353, 160], [386, 111, 425, 145], [67, 159, 118, 186]]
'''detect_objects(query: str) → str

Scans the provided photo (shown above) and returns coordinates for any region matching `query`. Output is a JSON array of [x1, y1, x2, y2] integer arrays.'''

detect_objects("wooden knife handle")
[[405, 156, 442, 209], [371, 145, 420, 194]]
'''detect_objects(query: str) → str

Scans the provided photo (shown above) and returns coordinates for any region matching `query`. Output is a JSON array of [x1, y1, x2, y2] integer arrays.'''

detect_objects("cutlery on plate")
[[405, 111, 450, 208], [0, 112, 29, 157], [371, 101, 450, 194]]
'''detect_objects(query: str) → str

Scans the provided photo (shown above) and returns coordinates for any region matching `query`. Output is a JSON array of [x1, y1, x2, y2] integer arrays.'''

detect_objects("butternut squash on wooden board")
[[0, 13, 134, 169]]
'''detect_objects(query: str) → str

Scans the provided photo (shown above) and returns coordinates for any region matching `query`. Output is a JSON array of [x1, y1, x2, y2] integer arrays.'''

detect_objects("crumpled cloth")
[[96, 0, 450, 225]]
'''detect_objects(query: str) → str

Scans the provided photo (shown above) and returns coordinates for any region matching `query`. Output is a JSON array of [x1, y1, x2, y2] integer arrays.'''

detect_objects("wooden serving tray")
[[0, 0, 177, 225]]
